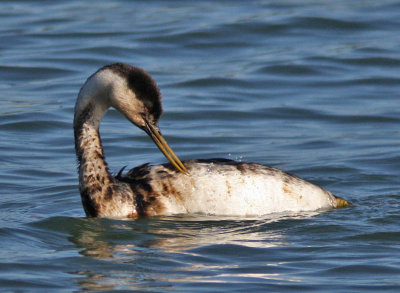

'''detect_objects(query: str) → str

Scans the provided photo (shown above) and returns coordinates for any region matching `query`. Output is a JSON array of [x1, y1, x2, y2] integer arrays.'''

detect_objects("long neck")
[[74, 104, 113, 216]]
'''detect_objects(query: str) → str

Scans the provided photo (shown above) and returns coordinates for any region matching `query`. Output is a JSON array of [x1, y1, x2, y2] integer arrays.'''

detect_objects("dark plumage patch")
[[94, 184, 102, 192], [116, 163, 158, 216], [155, 169, 173, 179], [161, 182, 169, 193], [235, 163, 247, 173], [104, 186, 113, 201], [161, 163, 179, 173], [115, 166, 127, 180], [165, 179, 184, 203], [195, 158, 236, 164], [121, 164, 154, 193], [155, 169, 167, 175], [135, 193, 146, 215], [125, 163, 151, 179], [94, 150, 104, 161], [81, 188, 98, 217]]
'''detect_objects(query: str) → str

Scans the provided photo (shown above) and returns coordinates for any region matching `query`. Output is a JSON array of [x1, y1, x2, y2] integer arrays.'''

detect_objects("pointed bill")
[[144, 121, 187, 173]]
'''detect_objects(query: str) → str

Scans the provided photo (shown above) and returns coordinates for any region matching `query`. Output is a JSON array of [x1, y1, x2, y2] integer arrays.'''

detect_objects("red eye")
[[144, 107, 149, 113]]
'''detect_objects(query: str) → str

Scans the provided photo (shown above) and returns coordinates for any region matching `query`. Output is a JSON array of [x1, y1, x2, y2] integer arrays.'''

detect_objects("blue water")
[[1, 0, 400, 291]]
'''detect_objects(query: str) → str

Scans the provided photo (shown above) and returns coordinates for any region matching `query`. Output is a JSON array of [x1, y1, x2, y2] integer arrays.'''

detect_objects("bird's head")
[[75, 63, 186, 173]]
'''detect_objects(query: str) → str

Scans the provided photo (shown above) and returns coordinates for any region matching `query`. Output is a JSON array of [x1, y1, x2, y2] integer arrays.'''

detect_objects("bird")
[[74, 62, 349, 218]]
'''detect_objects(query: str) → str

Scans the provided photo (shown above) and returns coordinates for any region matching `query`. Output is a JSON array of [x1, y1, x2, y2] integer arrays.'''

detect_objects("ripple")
[[309, 56, 400, 67], [327, 264, 400, 275], [173, 77, 251, 88], [0, 65, 74, 82], [256, 64, 322, 76], [291, 16, 372, 31]]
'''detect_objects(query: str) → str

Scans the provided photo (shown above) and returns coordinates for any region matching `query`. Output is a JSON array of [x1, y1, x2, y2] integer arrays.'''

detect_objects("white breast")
[[152, 161, 337, 216]]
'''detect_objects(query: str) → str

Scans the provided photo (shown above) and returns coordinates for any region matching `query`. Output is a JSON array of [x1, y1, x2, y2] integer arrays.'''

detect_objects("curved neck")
[[74, 104, 113, 216]]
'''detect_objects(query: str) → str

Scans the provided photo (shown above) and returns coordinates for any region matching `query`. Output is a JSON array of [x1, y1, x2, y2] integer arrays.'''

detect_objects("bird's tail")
[[334, 196, 350, 208]]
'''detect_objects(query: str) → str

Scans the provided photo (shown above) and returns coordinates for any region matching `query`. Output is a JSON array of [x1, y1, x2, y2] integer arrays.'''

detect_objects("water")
[[1, 0, 399, 291]]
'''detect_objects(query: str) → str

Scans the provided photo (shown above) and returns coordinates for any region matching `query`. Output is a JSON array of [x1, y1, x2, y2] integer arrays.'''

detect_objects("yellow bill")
[[145, 121, 187, 173]]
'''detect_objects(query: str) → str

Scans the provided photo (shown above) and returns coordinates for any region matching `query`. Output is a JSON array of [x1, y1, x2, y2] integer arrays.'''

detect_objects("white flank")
[[152, 162, 337, 217]]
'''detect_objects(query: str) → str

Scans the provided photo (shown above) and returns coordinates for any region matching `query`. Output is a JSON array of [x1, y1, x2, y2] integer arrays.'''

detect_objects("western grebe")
[[74, 63, 348, 218]]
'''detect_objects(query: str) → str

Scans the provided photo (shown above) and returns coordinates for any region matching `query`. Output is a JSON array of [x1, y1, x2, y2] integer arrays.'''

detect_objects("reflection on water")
[[66, 213, 317, 291]]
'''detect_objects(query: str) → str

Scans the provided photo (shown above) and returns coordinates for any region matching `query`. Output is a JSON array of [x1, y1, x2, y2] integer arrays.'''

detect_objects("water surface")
[[1, 0, 400, 291]]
